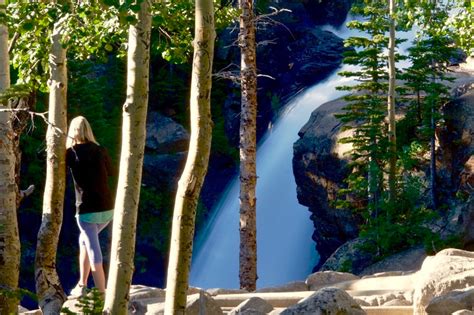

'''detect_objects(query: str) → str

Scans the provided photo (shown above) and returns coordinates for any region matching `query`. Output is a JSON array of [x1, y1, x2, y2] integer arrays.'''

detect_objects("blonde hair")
[[66, 116, 99, 149]]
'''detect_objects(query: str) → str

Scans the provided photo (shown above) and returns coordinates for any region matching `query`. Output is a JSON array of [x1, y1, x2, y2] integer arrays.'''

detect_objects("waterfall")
[[190, 15, 414, 289], [189, 68, 356, 289]]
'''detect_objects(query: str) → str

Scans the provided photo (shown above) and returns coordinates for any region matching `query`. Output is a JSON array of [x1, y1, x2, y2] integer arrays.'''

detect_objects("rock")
[[145, 112, 189, 153], [206, 288, 248, 296], [130, 285, 166, 301], [359, 246, 427, 276], [187, 286, 203, 295], [425, 287, 474, 315], [146, 291, 223, 315], [438, 87, 474, 198], [280, 287, 366, 314], [382, 298, 412, 306], [128, 285, 166, 314], [256, 281, 308, 293], [320, 238, 374, 274], [413, 248, 474, 315], [293, 97, 360, 270], [142, 112, 189, 191], [355, 292, 412, 307], [461, 196, 474, 250], [305, 271, 359, 291], [228, 297, 274, 315], [186, 292, 224, 315], [302, 0, 355, 26], [142, 152, 187, 189]]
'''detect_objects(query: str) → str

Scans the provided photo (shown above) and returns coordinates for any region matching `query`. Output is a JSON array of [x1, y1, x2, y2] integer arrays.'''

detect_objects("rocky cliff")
[[292, 66, 474, 271]]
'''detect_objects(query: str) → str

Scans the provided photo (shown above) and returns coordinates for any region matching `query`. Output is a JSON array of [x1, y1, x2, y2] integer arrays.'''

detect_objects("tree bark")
[[34, 19, 67, 314], [387, 0, 397, 205], [164, 0, 215, 312], [238, 0, 258, 292], [103, 1, 151, 314], [0, 1, 21, 312]]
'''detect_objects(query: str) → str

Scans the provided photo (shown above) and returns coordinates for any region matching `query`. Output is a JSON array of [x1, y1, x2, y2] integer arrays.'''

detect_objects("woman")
[[66, 116, 115, 297]]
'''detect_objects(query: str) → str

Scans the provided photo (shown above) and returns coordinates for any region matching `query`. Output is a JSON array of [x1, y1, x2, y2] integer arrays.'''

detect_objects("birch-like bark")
[[34, 20, 67, 314], [387, 0, 397, 205], [0, 1, 21, 312], [164, 0, 215, 312], [103, 1, 151, 314], [238, 0, 258, 292]]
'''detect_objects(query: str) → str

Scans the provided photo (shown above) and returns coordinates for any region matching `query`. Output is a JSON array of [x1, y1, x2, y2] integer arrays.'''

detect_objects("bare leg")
[[79, 243, 91, 286], [90, 263, 106, 293]]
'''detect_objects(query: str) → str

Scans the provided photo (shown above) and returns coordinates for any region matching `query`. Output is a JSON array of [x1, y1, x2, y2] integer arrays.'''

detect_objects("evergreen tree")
[[402, 0, 457, 209], [336, 0, 390, 221]]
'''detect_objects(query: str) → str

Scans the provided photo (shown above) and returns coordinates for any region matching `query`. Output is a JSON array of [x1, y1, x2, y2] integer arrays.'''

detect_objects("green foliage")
[[150, 0, 238, 63], [0, 286, 37, 303], [61, 288, 104, 315], [6, 1, 123, 91], [336, 0, 391, 216], [137, 186, 175, 274], [336, 0, 468, 260], [424, 234, 463, 256], [359, 176, 436, 257], [337, 258, 353, 273]]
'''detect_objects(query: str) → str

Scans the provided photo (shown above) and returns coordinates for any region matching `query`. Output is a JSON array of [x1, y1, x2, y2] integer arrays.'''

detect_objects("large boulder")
[[143, 112, 189, 190], [146, 112, 189, 153], [425, 287, 474, 315], [229, 297, 274, 315], [359, 246, 427, 276], [319, 238, 373, 274], [305, 271, 359, 291], [146, 291, 223, 315], [292, 97, 360, 270], [280, 287, 366, 315], [413, 248, 474, 315]]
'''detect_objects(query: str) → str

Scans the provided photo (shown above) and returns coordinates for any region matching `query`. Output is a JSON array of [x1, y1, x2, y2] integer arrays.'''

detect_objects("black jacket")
[[66, 142, 115, 214]]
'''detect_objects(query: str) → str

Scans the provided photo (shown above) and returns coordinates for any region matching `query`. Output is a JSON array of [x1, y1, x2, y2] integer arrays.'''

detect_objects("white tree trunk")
[[103, 1, 151, 314], [34, 19, 68, 314], [164, 0, 215, 312], [0, 1, 21, 312], [238, 0, 258, 292]]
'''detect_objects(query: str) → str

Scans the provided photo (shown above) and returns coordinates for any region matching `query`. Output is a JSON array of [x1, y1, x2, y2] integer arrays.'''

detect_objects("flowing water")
[[190, 15, 414, 289]]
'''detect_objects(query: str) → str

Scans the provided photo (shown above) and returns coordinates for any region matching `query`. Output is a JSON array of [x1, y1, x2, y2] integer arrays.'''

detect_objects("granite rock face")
[[292, 97, 360, 270], [413, 248, 474, 315], [293, 75, 474, 272]]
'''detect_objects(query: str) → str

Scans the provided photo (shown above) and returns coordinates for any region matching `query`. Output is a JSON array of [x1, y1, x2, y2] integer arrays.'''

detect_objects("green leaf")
[[21, 21, 34, 31]]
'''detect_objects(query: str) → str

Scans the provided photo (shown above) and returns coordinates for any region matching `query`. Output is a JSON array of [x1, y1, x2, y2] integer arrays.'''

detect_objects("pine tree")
[[402, 0, 457, 209], [336, 0, 390, 221]]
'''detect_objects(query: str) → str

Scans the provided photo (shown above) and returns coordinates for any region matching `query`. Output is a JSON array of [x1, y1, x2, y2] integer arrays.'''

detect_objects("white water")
[[190, 66, 357, 288], [190, 14, 415, 289]]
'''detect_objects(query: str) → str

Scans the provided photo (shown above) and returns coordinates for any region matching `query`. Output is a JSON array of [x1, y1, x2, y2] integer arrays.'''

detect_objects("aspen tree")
[[0, 0, 21, 312], [103, 1, 152, 314], [164, 0, 215, 311]]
